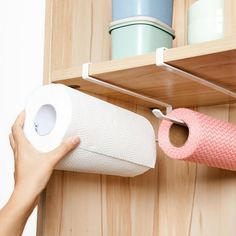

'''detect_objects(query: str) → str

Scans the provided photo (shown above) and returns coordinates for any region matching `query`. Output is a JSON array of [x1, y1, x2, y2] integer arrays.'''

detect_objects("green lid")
[[109, 16, 175, 37]]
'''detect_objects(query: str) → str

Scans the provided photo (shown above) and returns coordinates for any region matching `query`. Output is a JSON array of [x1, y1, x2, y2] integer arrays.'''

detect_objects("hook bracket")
[[156, 47, 236, 100]]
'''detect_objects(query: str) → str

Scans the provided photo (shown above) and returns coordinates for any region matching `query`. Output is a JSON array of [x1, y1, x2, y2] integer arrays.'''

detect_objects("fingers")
[[14, 111, 25, 127], [48, 136, 80, 167], [9, 133, 15, 151], [12, 111, 26, 144]]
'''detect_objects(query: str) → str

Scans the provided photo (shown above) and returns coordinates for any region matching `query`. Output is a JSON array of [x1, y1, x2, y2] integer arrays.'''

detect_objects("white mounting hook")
[[152, 109, 187, 126], [156, 47, 236, 100]]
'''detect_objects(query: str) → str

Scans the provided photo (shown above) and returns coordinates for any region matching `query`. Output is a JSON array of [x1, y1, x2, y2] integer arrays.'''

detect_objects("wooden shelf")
[[52, 36, 236, 109]]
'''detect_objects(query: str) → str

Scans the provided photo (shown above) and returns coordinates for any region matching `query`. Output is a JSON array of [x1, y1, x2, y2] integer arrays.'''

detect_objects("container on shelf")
[[188, 0, 224, 44], [112, 0, 174, 27], [109, 16, 175, 59]]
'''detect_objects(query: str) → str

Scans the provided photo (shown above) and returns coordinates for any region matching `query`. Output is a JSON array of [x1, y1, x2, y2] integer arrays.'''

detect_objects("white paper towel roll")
[[23, 84, 156, 177]]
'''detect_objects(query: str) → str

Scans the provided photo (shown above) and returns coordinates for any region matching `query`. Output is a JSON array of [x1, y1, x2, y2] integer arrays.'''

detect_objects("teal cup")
[[109, 16, 175, 59]]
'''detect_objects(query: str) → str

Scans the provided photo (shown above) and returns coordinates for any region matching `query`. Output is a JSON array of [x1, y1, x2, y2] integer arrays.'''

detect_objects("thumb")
[[48, 136, 80, 167]]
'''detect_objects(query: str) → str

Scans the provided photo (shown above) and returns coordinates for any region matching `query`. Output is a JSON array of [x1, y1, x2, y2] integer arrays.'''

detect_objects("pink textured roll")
[[158, 108, 236, 170]]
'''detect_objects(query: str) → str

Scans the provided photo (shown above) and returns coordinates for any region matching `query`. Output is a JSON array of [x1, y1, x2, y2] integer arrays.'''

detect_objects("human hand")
[[9, 111, 80, 203], [0, 111, 79, 236]]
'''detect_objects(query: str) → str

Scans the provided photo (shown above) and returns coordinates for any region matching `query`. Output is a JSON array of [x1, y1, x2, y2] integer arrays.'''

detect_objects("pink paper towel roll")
[[158, 108, 236, 170]]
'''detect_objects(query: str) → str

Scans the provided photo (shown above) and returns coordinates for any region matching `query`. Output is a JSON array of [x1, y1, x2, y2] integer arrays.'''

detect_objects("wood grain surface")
[[37, 0, 236, 235]]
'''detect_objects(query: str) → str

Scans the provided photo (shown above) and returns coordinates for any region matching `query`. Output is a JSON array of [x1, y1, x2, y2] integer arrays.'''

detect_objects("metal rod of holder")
[[82, 63, 171, 108], [152, 109, 186, 126]]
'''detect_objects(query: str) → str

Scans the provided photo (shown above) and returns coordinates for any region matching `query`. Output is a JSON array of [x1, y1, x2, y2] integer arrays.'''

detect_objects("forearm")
[[0, 188, 38, 236]]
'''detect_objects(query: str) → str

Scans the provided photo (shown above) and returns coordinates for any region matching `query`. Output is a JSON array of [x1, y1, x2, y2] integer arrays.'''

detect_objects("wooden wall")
[[37, 0, 236, 235]]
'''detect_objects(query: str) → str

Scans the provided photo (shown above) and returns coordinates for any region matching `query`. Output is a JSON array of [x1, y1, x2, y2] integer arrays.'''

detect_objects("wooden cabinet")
[[37, 0, 236, 235]]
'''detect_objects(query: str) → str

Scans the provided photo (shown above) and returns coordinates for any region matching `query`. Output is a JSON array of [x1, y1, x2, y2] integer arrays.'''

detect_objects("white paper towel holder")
[[81, 47, 236, 126], [82, 62, 186, 126]]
